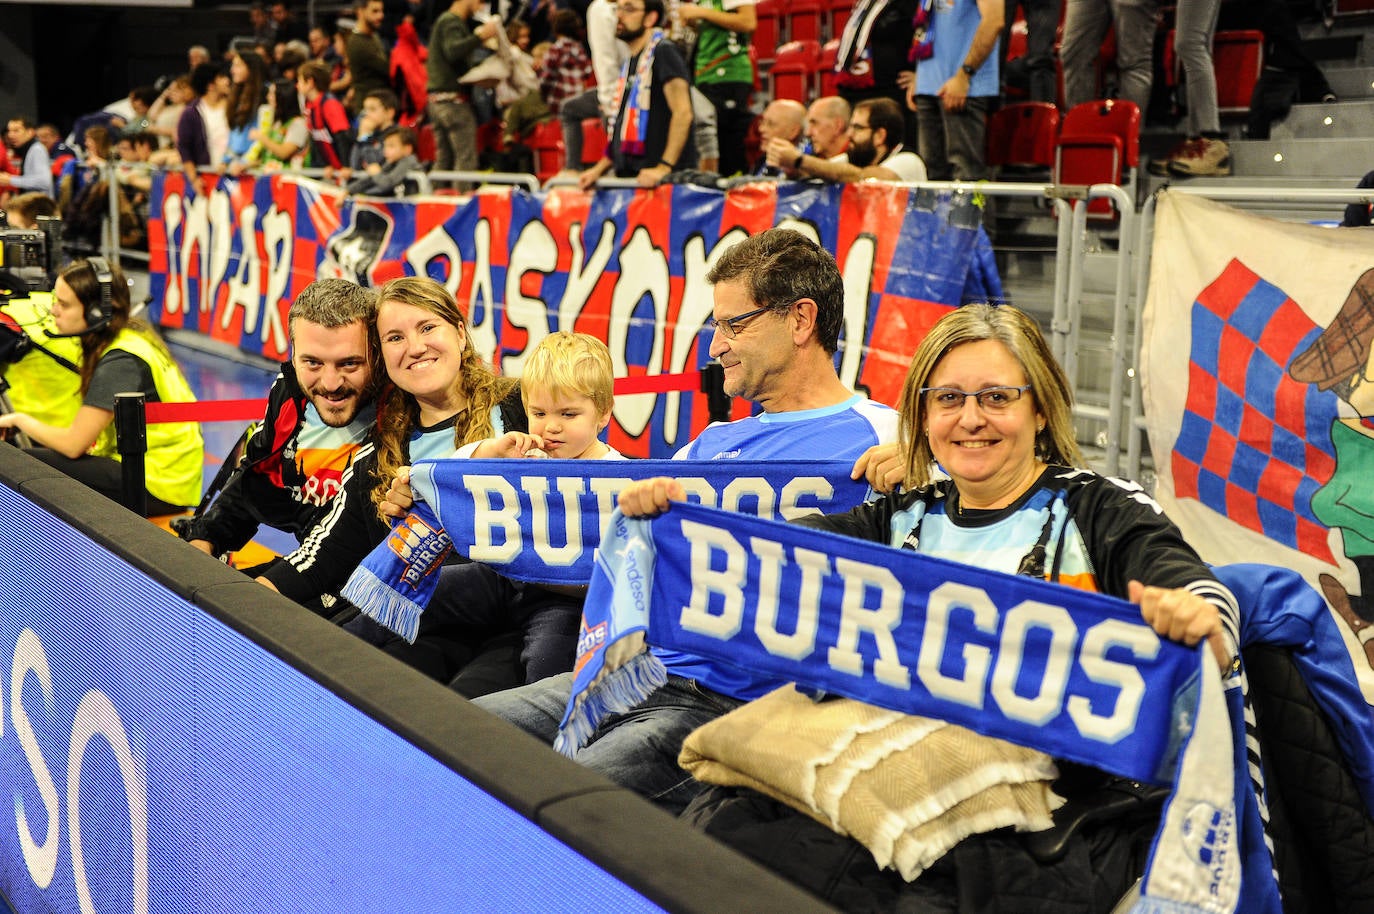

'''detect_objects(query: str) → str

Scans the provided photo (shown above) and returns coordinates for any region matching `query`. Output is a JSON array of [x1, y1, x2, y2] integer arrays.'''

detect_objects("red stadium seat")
[[826, 0, 852, 41], [1054, 99, 1140, 220], [754, 0, 783, 65], [986, 101, 1060, 175], [526, 120, 566, 183], [786, 0, 824, 44], [581, 117, 609, 167], [1213, 30, 1264, 113], [818, 38, 841, 98], [414, 123, 436, 165], [770, 39, 822, 104], [476, 120, 505, 168]]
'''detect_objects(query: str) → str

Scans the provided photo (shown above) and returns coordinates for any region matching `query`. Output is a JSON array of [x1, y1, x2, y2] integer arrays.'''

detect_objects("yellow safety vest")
[[0, 294, 83, 428], [90, 328, 205, 509]]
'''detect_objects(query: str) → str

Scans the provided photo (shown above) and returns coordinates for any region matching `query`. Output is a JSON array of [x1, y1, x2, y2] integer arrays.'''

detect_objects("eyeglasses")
[[847, 121, 872, 133], [920, 385, 1032, 413], [617, 3, 644, 13], [706, 304, 780, 339]]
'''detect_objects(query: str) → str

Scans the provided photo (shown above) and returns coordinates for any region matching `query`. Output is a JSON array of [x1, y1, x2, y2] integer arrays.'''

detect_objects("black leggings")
[[24, 448, 190, 516]]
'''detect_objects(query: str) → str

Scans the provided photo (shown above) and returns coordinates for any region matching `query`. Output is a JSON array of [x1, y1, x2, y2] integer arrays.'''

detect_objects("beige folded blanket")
[[680, 685, 1063, 881]]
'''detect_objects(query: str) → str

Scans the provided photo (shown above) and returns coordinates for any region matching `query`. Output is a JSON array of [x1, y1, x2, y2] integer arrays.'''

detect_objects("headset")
[[84, 256, 115, 330], [45, 256, 115, 338]]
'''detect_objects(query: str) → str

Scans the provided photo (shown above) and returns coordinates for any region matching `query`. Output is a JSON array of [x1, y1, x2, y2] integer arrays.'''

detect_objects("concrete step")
[[1270, 98, 1374, 139], [1325, 65, 1374, 100], [1229, 136, 1371, 178]]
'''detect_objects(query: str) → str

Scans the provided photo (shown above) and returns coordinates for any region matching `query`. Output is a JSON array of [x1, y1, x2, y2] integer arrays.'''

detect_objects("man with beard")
[[177, 280, 380, 569], [579, 0, 696, 189], [766, 97, 925, 183]]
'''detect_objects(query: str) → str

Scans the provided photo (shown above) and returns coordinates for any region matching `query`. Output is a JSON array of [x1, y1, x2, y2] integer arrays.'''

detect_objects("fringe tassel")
[[340, 566, 425, 643], [554, 651, 668, 758]]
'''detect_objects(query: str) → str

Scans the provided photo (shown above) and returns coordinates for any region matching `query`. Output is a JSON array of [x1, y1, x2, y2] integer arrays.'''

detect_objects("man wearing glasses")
[[767, 97, 926, 184], [475, 228, 898, 812], [579, 0, 697, 189]]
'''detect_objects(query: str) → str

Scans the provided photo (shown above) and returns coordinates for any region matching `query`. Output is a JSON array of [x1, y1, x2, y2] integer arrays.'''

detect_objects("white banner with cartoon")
[[1142, 190, 1374, 694]]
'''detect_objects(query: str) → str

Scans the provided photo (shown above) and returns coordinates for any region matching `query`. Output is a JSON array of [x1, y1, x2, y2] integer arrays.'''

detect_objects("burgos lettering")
[[674, 520, 1161, 746], [461, 472, 844, 567], [389, 515, 453, 589]]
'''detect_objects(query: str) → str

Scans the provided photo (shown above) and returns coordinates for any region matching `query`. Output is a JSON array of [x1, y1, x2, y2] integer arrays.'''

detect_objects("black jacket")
[[176, 361, 375, 555]]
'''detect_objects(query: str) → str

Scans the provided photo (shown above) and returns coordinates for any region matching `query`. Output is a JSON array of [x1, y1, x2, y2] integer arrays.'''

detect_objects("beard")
[[616, 23, 646, 42], [309, 385, 364, 427], [847, 140, 878, 168]]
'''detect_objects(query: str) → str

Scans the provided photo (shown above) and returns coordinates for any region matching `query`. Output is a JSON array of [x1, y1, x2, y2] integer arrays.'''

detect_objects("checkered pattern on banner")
[[1171, 258, 1339, 562]]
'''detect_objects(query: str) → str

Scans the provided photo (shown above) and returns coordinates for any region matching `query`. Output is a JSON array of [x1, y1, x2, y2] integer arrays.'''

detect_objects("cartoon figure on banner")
[[1289, 267, 1374, 667], [317, 207, 393, 286]]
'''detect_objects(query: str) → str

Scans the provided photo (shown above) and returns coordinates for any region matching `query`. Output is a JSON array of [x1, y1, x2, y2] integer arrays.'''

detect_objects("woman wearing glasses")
[[680, 302, 1237, 908]]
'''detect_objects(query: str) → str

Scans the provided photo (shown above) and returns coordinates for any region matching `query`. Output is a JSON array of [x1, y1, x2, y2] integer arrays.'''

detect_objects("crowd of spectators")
[[0, 0, 1347, 254]]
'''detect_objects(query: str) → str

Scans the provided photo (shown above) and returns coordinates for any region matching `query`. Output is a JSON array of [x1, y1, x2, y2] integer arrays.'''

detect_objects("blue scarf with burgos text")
[[340, 459, 872, 642], [558, 502, 1244, 914]]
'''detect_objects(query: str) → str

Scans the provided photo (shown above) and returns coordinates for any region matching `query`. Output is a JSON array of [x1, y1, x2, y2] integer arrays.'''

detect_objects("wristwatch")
[[961, 63, 977, 78]]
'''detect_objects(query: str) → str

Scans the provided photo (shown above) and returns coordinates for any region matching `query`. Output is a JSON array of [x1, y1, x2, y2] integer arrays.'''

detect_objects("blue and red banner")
[[148, 173, 999, 457], [1143, 191, 1374, 696]]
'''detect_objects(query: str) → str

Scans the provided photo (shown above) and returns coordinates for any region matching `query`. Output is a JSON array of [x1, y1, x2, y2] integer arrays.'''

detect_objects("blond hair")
[[896, 304, 1083, 489], [520, 332, 614, 415], [370, 277, 517, 516]]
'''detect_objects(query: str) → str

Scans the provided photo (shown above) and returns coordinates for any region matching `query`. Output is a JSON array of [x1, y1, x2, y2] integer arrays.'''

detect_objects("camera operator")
[[0, 258, 204, 516]]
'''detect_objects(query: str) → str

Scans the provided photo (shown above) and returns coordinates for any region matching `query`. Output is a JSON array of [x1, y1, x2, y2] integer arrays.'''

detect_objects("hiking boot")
[[1147, 138, 1201, 176], [1168, 137, 1231, 177]]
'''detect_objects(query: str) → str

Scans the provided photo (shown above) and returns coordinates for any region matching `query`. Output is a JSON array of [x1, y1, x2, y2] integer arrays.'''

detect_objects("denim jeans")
[[1060, 0, 1160, 111], [378, 562, 581, 686], [426, 97, 477, 176], [1002, 0, 1060, 104], [1174, 0, 1223, 136], [474, 673, 744, 814], [915, 95, 992, 183], [559, 89, 603, 170]]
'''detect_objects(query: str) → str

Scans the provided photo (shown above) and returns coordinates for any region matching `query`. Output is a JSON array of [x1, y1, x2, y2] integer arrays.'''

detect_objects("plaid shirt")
[[539, 36, 596, 114]]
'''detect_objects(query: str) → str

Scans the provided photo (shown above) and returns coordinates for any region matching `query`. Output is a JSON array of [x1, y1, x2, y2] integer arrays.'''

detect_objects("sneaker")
[[1147, 138, 1202, 176], [1168, 137, 1232, 177]]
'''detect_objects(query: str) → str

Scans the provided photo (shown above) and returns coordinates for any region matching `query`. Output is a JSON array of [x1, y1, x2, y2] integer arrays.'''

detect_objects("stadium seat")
[[581, 117, 610, 168], [786, 0, 824, 44], [770, 39, 822, 104], [476, 120, 505, 169], [826, 0, 851, 41], [1054, 99, 1140, 220], [414, 123, 436, 165], [1213, 30, 1264, 113], [986, 101, 1060, 177], [754, 0, 783, 65], [527, 120, 566, 183], [818, 38, 841, 98]]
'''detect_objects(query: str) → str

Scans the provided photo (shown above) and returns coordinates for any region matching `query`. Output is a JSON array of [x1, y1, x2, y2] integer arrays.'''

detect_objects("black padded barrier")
[[0, 443, 836, 914]]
